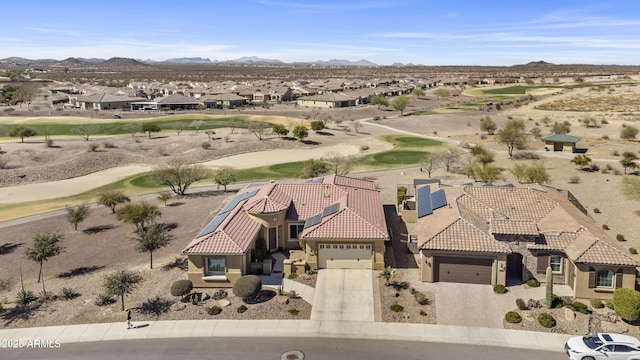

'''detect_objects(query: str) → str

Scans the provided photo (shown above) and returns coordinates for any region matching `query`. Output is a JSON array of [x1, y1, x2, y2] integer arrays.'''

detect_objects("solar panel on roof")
[[417, 185, 433, 218], [247, 182, 267, 188], [430, 189, 447, 210], [502, 183, 515, 188], [462, 182, 473, 187], [483, 183, 494, 187], [196, 212, 230, 238], [311, 177, 324, 184], [322, 203, 340, 217], [219, 189, 259, 214], [304, 213, 323, 228]]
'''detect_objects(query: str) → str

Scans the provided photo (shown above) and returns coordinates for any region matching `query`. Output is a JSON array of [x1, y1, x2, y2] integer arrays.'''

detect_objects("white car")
[[565, 333, 640, 360]]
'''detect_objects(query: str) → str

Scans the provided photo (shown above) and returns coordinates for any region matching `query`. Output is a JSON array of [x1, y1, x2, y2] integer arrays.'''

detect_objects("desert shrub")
[[288, 273, 298, 280], [38, 289, 55, 303], [593, 208, 600, 213], [233, 275, 262, 301], [537, 313, 556, 328], [606, 300, 615, 310], [630, 247, 638, 255], [288, 309, 300, 315], [390, 304, 404, 312], [601, 119, 609, 125], [512, 152, 540, 160], [493, 284, 507, 294], [208, 306, 222, 316], [616, 234, 625, 241], [613, 288, 640, 322], [572, 301, 591, 314], [288, 290, 298, 299], [237, 305, 248, 313], [103, 141, 117, 148], [360, 145, 370, 151], [602, 134, 610, 140], [156, 146, 170, 156], [480, 134, 487, 140], [414, 291, 430, 305], [526, 278, 540, 287], [45, 138, 54, 147], [602, 224, 610, 230], [87, 143, 99, 152], [505, 311, 522, 323], [611, 150, 620, 156], [590, 298, 604, 309], [212, 289, 227, 300], [201, 141, 211, 149], [569, 175, 581, 184], [170, 280, 193, 297], [590, 163, 600, 172], [419, 310, 428, 316], [16, 289, 36, 305], [516, 298, 528, 310], [59, 287, 79, 300], [95, 293, 114, 306], [373, 116, 380, 121]]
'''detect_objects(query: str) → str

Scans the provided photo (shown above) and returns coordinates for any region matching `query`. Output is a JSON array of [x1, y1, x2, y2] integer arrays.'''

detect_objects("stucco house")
[[182, 175, 389, 288], [297, 92, 359, 108], [74, 92, 146, 110], [404, 183, 636, 300]]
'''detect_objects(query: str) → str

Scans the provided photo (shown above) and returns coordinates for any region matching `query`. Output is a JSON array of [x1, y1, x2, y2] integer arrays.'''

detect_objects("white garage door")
[[318, 244, 372, 269]]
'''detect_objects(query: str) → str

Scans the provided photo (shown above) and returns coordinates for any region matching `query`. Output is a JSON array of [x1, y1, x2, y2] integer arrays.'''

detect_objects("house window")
[[206, 257, 225, 276], [289, 224, 305, 241], [596, 270, 614, 288], [549, 255, 562, 273]]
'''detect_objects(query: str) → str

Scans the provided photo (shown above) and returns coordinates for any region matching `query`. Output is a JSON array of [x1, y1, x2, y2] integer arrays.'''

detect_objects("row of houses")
[[182, 175, 636, 301], [52, 76, 452, 111]]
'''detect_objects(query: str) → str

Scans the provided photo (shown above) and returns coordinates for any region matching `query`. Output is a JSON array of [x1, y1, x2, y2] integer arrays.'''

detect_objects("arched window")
[[596, 270, 614, 288]]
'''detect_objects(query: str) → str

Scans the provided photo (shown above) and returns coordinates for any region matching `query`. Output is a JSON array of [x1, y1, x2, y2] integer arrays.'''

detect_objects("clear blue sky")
[[3, 0, 640, 66]]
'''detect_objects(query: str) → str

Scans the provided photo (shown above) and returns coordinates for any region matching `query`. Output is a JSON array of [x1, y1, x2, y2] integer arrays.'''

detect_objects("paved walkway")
[[0, 320, 571, 351], [311, 269, 375, 322]]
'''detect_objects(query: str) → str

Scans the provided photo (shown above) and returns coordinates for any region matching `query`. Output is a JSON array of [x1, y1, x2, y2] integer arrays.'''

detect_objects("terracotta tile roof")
[[183, 175, 387, 256], [421, 217, 510, 253], [490, 219, 538, 235], [463, 186, 557, 220], [416, 185, 636, 267], [183, 207, 261, 254], [574, 239, 637, 266], [302, 208, 388, 239], [528, 232, 576, 251]]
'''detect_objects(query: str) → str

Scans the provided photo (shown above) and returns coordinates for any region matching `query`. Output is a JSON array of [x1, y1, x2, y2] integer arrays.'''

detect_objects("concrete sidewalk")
[[0, 320, 571, 351]]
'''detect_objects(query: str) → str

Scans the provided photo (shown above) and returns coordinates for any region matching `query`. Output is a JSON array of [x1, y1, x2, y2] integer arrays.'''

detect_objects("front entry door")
[[268, 227, 277, 251]]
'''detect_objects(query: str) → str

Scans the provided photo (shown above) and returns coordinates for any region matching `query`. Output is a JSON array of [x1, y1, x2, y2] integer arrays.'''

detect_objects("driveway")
[[311, 269, 375, 321], [434, 282, 574, 327]]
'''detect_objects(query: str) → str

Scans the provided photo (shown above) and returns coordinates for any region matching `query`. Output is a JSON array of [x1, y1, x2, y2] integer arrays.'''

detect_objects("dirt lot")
[[2, 83, 640, 333]]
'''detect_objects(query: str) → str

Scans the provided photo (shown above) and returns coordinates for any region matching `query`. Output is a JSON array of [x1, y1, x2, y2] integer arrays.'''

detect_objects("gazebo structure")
[[541, 134, 581, 152]]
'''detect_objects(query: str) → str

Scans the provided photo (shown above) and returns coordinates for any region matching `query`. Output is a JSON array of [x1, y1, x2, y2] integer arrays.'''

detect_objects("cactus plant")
[[545, 266, 553, 309]]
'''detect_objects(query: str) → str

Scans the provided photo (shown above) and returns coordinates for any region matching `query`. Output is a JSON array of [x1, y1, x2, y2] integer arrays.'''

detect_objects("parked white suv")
[[564, 333, 640, 360]]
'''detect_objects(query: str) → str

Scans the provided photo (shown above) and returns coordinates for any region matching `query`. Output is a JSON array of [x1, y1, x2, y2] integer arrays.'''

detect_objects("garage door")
[[318, 244, 372, 269], [436, 257, 493, 284]]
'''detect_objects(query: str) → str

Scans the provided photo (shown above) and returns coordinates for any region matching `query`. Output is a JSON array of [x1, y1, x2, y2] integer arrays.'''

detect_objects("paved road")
[[2, 337, 567, 360]]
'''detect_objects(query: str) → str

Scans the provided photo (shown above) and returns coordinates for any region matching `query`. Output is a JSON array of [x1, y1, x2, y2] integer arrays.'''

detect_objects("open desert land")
[[2, 77, 640, 332]]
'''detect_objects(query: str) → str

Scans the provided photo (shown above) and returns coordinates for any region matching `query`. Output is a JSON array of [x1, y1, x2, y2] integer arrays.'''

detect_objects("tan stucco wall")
[[187, 254, 246, 288], [297, 99, 334, 108], [573, 264, 636, 300]]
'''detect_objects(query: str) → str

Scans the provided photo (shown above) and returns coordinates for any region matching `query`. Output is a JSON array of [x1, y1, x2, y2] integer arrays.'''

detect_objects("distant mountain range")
[[0, 56, 388, 67]]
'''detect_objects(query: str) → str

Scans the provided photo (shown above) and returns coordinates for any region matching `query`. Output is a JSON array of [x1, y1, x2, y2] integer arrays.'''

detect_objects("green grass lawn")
[[358, 150, 429, 167], [0, 115, 255, 139], [384, 135, 442, 148]]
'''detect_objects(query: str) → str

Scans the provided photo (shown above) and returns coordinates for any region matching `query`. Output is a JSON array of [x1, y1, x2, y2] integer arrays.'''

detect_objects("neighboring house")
[[199, 93, 248, 109], [403, 183, 636, 300], [297, 92, 359, 108], [156, 93, 202, 110], [75, 92, 147, 110], [182, 175, 389, 288]]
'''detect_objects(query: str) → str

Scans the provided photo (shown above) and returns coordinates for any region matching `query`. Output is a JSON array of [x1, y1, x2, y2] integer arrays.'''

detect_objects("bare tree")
[[439, 147, 463, 172], [422, 152, 444, 177], [173, 122, 186, 135], [323, 151, 357, 175], [190, 120, 204, 133], [73, 124, 99, 141], [124, 122, 140, 137], [248, 121, 269, 140], [150, 157, 210, 195], [351, 120, 363, 134]]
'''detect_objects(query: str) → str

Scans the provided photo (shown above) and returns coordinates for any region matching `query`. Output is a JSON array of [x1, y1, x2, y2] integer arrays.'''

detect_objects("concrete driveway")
[[310, 269, 375, 322], [434, 282, 574, 327]]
